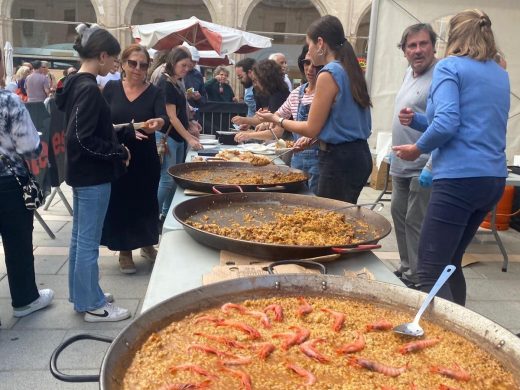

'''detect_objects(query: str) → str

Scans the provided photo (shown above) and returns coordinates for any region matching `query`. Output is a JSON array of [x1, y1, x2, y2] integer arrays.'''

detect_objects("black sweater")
[[55, 73, 129, 187]]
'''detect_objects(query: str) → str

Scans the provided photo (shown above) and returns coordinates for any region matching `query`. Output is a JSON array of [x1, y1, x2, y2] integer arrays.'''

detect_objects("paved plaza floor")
[[0, 184, 519, 389]]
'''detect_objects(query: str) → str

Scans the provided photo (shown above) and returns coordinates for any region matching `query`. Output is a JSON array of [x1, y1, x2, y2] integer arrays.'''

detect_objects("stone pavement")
[[0, 184, 519, 389]]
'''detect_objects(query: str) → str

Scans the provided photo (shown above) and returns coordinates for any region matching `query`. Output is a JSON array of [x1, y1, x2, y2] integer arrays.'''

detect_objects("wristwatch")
[[278, 117, 285, 128]]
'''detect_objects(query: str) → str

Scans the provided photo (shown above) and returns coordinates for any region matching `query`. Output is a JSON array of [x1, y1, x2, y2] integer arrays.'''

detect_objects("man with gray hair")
[[268, 52, 292, 91], [25, 60, 50, 102], [390, 23, 438, 289]]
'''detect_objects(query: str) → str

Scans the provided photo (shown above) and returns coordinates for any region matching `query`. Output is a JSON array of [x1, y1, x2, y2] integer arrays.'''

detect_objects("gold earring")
[[317, 49, 324, 56], [99, 62, 105, 67]]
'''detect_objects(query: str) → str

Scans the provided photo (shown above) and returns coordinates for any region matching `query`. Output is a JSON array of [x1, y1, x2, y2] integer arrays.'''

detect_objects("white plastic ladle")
[[393, 265, 456, 337]]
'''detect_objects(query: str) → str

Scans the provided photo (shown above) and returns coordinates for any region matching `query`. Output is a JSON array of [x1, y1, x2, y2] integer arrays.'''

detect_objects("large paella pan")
[[173, 192, 392, 259], [168, 161, 309, 193], [50, 274, 520, 389]]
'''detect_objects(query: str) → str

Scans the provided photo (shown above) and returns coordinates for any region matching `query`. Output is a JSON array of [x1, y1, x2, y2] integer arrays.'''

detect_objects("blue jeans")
[[68, 183, 111, 312], [418, 177, 505, 305], [291, 149, 320, 194], [155, 133, 185, 216]]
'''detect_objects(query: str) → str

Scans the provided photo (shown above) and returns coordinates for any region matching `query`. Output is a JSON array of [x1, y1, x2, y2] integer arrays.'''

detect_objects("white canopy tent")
[[366, 0, 520, 161]]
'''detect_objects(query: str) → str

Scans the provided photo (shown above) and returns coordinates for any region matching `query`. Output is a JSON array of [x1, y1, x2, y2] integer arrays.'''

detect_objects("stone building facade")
[[0, 0, 371, 55], [1, 0, 371, 91]]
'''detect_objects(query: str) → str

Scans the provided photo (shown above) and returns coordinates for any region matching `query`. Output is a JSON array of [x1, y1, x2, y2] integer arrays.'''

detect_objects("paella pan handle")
[[267, 260, 327, 275], [212, 185, 244, 194], [332, 244, 381, 254], [50, 333, 113, 382], [257, 185, 286, 192]]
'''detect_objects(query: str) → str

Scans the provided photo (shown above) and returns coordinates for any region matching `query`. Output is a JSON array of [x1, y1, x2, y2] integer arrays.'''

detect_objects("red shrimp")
[[297, 297, 313, 317], [286, 361, 317, 386], [245, 310, 271, 328], [365, 319, 393, 332], [264, 304, 284, 321], [321, 308, 346, 332], [217, 319, 261, 339], [193, 332, 249, 350], [300, 338, 330, 363], [169, 364, 217, 380], [161, 380, 212, 390], [398, 338, 441, 354], [290, 326, 311, 344], [221, 302, 247, 314], [221, 355, 252, 366], [430, 364, 471, 382], [272, 331, 299, 350], [220, 365, 252, 390], [253, 342, 276, 360], [337, 331, 366, 354], [349, 356, 407, 377], [187, 344, 233, 358]]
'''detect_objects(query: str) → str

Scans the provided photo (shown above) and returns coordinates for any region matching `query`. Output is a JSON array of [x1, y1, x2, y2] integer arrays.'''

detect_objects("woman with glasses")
[[233, 45, 320, 193], [100, 44, 167, 274], [257, 16, 372, 204]]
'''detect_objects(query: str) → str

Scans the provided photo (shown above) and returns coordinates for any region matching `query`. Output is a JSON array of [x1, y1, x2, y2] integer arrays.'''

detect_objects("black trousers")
[[0, 176, 39, 308], [317, 140, 372, 204]]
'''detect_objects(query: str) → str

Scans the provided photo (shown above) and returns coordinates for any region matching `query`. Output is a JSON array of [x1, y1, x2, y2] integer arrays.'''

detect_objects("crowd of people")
[[0, 9, 510, 323]]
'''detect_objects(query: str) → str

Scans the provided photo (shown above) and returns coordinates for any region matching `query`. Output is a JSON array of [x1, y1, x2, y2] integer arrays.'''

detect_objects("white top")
[[96, 71, 121, 88]]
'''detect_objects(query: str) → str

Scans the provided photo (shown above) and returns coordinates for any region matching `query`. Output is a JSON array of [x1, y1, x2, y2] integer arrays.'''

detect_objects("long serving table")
[[142, 145, 405, 313]]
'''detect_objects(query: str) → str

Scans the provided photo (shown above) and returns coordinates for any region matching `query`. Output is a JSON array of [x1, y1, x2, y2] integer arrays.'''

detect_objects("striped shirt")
[[276, 84, 314, 120], [0, 90, 41, 177]]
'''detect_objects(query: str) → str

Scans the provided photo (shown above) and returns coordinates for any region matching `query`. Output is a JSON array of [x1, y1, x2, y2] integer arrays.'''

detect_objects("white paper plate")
[[199, 139, 220, 145]]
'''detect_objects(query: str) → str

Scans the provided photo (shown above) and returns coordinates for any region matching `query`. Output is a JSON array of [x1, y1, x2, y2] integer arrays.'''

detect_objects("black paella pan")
[[168, 161, 309, 193], [173, 192, 392, 260]]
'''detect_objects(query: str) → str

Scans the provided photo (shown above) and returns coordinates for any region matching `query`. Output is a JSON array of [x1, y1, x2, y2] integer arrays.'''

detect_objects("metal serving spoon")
[[393, 265, 456, 337]]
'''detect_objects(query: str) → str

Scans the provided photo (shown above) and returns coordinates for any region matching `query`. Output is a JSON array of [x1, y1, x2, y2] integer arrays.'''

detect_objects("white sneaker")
[[13, 289, 54, 318], [84, 302, 131, 323]]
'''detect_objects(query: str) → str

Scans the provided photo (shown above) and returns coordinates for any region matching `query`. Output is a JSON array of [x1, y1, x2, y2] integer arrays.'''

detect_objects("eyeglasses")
[[127, 59, 149, 70]]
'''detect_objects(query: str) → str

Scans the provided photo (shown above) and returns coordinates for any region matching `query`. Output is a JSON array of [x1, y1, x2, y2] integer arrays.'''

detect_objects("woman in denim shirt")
[[257, 15, 372, 203]]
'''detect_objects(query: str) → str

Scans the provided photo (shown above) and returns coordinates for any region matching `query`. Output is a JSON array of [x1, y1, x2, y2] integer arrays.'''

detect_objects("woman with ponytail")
[[55, 24, 132, 322], [257, 15, 372, 203], [393, 9, 510, 305]]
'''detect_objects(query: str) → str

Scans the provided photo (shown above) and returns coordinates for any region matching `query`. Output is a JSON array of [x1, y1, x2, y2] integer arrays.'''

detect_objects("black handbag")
[[0, 154, 45, 210]]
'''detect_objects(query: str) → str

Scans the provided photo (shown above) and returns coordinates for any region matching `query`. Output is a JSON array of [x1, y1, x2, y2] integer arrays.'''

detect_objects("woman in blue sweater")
[[394, 9, 510, 305]]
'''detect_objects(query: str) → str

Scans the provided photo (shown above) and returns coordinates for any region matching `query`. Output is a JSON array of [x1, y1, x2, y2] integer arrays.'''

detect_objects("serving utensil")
[[265, 126, 286, 148], [393, 265, 456, 337], [268, 148, 294, 162]]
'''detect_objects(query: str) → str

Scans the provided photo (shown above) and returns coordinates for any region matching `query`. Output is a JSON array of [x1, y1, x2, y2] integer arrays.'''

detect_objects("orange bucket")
[[481, 185, 515, 230]]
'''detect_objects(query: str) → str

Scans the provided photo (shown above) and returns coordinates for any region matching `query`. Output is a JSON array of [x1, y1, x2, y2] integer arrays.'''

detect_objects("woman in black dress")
[[101, 44, 168, 274]]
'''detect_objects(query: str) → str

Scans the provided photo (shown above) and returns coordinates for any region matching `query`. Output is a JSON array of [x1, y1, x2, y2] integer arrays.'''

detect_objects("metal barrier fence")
[[198, 101, 248, 135]]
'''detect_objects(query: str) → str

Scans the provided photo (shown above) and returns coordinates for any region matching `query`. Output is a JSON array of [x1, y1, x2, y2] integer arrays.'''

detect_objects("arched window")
[[245, 0, 321, 84], [11, 0, 96, 67], [354, 7, 371, 57], [131, 0, 212, 24]]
